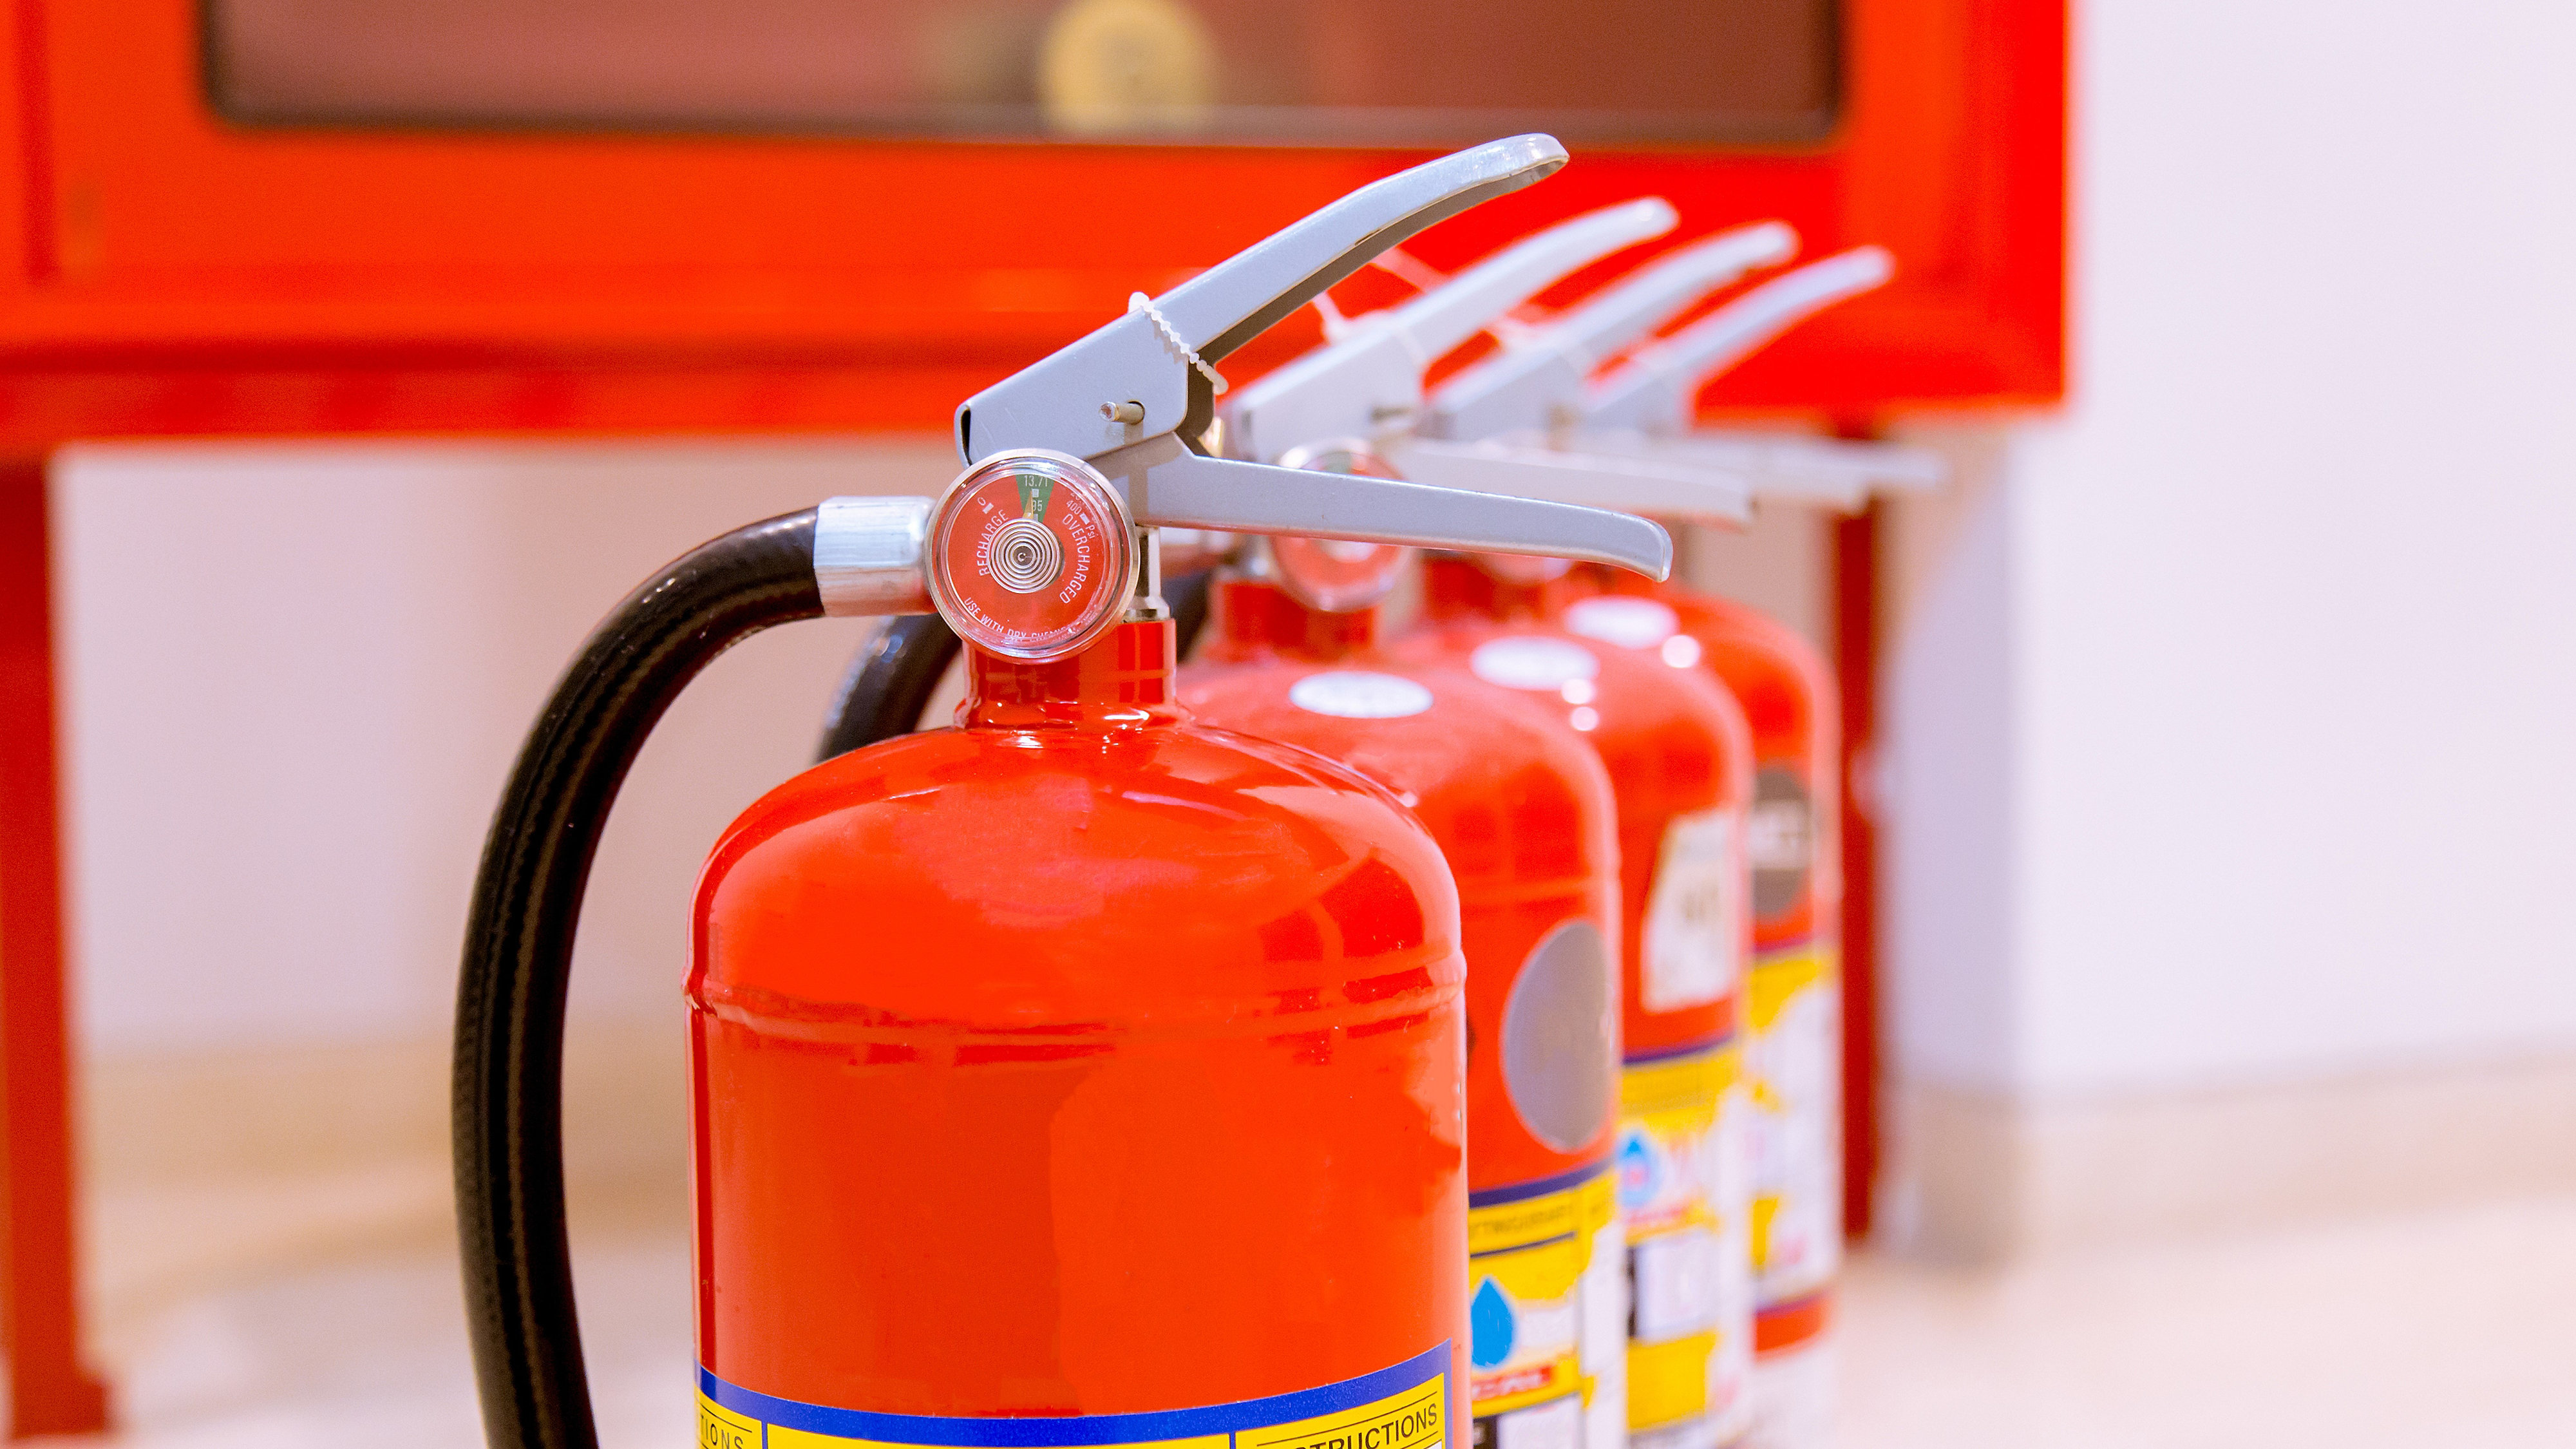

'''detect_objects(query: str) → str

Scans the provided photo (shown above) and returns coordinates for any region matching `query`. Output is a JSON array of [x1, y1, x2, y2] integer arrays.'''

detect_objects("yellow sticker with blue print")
[[1748, 946, 1841, 1307], [699, 1347, 1446, 1449], [1617, 1037, 1753, 1446], [1466, 1159, 1622, 1449]]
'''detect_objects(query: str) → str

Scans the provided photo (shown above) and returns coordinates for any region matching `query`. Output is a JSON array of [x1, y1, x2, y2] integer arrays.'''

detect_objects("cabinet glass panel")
[[208, 0, 1837, 145]]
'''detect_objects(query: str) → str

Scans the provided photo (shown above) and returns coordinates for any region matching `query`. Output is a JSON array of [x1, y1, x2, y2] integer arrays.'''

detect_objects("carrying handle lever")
[[1382, 437, 1752, 527], [1092, 435, 1671, 580], [1381, 197, 1676, 363], [1586, 246, 1894, 433], [1548, 220, 1799, 365], [958, 135, 1568, 466], [1423, 220, 1799, 442], [1224, 197, 1679, 461], [1157, 134, 1569, 363]]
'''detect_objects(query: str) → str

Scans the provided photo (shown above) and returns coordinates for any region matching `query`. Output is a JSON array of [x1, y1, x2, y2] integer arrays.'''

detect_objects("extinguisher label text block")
[[1747, 947, 1841, 1311], [1616, 1039, 1753, 1442], [703, 1392, 762, 1449], [1236, 1375, 1445, 1449], [1466, 1162, 1622, 1447], [697, 1345, 1448, 1449], [1640, 809, 1744, 1013]]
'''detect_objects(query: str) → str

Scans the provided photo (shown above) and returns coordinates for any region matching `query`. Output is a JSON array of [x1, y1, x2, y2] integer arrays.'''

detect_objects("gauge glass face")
[[928, 452, 1133, 660], [1271, 442, 1417, 614]]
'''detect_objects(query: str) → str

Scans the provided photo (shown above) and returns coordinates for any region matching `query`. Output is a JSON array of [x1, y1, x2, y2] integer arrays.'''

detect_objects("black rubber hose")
[[815, 614, 961, 762], [813, 569, 1214, 762], [454, 509, 824, 1449]]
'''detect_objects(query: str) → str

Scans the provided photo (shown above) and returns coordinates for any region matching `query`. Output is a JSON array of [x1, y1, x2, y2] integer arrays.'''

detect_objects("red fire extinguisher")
[[1578, 577, 1839, 1400], [452, 136, 1676, 1449], [1178, 446, 1631, 1449], [1390, 553, 1759, 1449], [1428, 243, 1947, 1449]]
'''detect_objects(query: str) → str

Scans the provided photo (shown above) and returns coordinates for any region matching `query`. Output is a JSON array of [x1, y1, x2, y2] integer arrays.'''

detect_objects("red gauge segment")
[[1271, 441, 1418, 614], [927, 450, 1135, 662]]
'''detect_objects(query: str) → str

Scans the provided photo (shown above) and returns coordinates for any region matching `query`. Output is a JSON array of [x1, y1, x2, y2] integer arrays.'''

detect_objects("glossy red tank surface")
[[1180, 576, 1625, 1449], [1592, 571, 1839, 956], [1398, 562, 1752, 1063], [1399, 558, 1761, 1446], [1587, 569, 1844, 1373], [688, 619, 1468, 1430]]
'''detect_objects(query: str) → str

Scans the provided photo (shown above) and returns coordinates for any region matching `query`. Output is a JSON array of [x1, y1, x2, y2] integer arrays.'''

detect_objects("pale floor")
[[44, 1195, 2576, 1448]]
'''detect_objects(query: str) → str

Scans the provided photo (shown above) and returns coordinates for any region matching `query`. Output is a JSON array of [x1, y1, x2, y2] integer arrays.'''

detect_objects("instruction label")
[[1642, 808, 1745, 1013], [1617, 1041, 1753, 1446], [1466, 1161, 1622, 1449], [699, 1347, 1448, 1449], [1748, 947, 1841, 1308]]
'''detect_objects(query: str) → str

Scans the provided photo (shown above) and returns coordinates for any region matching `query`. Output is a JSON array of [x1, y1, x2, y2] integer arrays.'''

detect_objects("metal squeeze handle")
[[957, 136, 1567, 464], [1090, 434, 1673, 579], [1383, 436, 1752, 526], [1224, 198, 1678, 461], [1541, 220, 1799, 369], [1586, 246, 1896, 433], [1424, 220, 1799, 442], [1157, 133, 1570, 363], [1379, 197, 1676, 364]]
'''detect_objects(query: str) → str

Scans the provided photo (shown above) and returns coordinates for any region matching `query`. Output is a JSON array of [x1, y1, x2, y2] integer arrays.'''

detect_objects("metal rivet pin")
[[1103, 401, 1147, 424]]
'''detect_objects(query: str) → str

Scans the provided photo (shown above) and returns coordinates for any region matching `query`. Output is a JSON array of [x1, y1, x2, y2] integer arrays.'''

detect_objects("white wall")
[[1887, 0, 2576, 1106], [57, 439, 953, 1060]]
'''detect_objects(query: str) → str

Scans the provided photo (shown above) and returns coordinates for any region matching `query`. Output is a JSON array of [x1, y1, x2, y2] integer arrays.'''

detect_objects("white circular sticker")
[[1565, 596, 1681, 651], [1288, 670, 1435, 719], [1469, 636, 1599, 692]]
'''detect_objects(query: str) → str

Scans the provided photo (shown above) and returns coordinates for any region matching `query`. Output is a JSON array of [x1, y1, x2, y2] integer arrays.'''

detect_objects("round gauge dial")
[[1271, 440, 1419, 614], [926, 450, 1135, 661]]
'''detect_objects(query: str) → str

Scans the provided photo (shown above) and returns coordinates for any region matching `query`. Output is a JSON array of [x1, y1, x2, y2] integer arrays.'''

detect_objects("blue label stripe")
[[1465, 1155, 1611, 1210], [1621, 1033, 1734, 1066], [700, 1342, 1450, 1446]]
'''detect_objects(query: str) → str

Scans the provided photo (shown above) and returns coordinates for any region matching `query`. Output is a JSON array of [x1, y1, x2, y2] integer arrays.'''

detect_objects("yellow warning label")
[[1466, 1169, 1613, 1258], [1747, 949, 1831, 1032], [700, 1392, 760, 1449], [701, 1349, 1448, 1449], [1621, 1045, 1739, 1117], [1626, 1331, 1716, 1429], [1237, 1373, 1445, 1449], [772, 1433, 1224, 1449]]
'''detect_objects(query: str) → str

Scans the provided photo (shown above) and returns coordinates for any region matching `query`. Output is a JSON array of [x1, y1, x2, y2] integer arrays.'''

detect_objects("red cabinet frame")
[[0, 0, 2061, 1432]]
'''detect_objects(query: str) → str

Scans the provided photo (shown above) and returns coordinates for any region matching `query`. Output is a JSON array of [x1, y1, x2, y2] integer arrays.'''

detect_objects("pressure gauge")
[[926, 450, 1137, 661], [1271, 441, 1418, 614]]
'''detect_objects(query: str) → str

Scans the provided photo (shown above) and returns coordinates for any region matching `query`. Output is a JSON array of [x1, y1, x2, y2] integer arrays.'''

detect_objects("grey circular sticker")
[[1748, 766, 1814, 923], [1501, 918, 1616, 1153]]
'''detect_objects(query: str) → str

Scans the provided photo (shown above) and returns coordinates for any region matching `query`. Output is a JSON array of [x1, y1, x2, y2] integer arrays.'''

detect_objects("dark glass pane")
[[208, 0, 1837, 145]]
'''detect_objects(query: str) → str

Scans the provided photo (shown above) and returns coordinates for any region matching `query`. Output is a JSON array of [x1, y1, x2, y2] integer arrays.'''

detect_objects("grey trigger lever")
[[947, 134, 1672, 583]]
